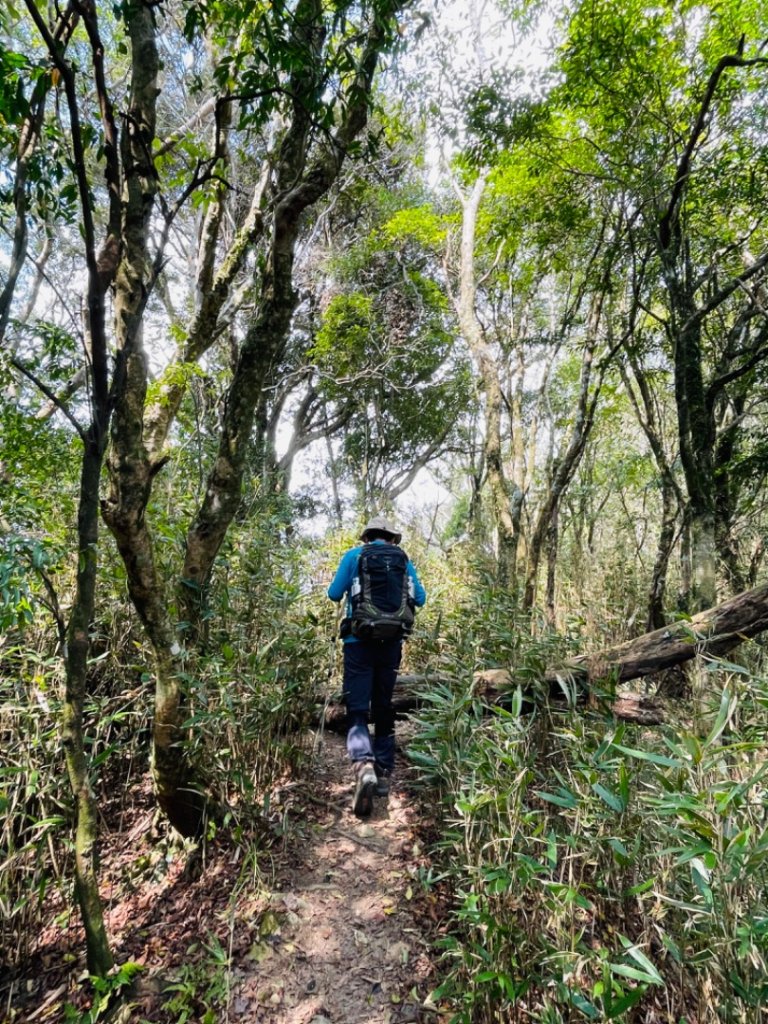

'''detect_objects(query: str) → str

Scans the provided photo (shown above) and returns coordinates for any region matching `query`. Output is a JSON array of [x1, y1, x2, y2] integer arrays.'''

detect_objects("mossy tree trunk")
[[21, 0, 124, 976], [101, 0, 409, 837], [63, 433, 113, 977], [100, 0, 212, 837], [656, 48, 768, 611]]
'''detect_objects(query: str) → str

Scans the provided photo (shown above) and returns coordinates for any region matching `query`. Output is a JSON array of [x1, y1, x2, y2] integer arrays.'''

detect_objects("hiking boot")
[[374, 766, 392, 798], [352, 760, 377, 817]]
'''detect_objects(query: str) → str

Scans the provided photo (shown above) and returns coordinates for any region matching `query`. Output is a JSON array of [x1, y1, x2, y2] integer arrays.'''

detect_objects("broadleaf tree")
[[1, 0, 414, 974]]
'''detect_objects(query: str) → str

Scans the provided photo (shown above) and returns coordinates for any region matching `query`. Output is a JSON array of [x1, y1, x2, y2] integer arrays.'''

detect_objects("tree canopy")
[[3, 0, 768, 1020]]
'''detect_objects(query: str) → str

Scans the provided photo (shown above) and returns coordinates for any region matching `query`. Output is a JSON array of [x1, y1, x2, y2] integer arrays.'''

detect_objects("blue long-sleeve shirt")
[[327, 539, 426, 643]]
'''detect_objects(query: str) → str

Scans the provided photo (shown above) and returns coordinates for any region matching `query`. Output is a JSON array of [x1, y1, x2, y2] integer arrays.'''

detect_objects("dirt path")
[[224, 729, 440, 1023], [3, 730, 442, 1023]]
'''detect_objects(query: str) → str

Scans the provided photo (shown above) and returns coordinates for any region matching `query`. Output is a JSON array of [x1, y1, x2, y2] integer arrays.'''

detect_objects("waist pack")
[[349, 542, 415, 641]]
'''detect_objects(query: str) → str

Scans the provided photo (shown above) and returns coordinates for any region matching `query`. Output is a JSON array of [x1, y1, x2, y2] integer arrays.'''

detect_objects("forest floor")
[[4, 728, 446, 1024]]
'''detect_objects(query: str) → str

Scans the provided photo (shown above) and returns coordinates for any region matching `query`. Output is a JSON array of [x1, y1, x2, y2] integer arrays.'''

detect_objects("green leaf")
[[592, 782, 626, 813], [626, 877, 655, 896], [568, 990, 600, 1019], [609, 962, 661, 985], [535, 788, 578, 809], [702, 685, 734, 749], [620, 939, 664, 985], [611, 744, 681, 768], [605, 984, 648, 1017]]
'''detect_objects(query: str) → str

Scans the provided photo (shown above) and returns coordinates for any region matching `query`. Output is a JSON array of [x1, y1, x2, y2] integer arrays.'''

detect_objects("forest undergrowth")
[[406, 579, 768, 1023], [2, 531, 768, 1023]]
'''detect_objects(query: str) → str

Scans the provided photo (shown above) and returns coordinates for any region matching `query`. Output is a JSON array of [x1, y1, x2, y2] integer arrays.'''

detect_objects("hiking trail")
[[7, 728, 442, 1023], [221, 727, 439, 1023]]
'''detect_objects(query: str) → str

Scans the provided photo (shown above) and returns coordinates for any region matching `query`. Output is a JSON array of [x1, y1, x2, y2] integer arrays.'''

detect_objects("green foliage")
[[0, 405, 74, 633], [410, 591, 768, 1022], [0, 533, 49, 630], [382, 205, 447, 249], [162, 934, 229, 1024], [307, 185, 474, 501], [463, 79, 550, 167], [174, 511, 331, 800], [145, 361, 206, 409], [182, 0, 403, 137], [0, 40, 32, 140], [1, 646, 71, 965], [0, 503, 329, 980], [0, 36, 84, 223], [13, 318, 82, 383], [63, 962, 144, 1023], [555, 0, 768, 227], [4, 0, 768, 1015], [310, 293, 374, 380]]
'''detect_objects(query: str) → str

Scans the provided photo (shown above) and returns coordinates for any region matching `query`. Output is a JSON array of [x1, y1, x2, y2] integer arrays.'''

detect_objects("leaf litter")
[[2, 730, 443, 1023]]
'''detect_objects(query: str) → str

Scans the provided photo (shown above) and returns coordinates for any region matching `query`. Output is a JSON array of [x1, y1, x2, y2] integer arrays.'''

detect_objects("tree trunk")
[[618, 348, 684, 629], [452, 173, 521, 586], [647, 477, 678, 630], [543, 580, 768, 688], [62, 433, 113, 977], [714, 406, 746, 595], [179, 226, 303, 618], [669, 280, 717, 611], [143, 164, 270, 459], [105, 0, 407, 833], [326, 433, 344, 527], [654, 53, 755, 611], [180, 0, 406, 624], [23, 0, 123, 976], [98, 0, 212, 835], [545, 506, 558, 627], [524, 287, 606, 610], [688, 505, 718, 610]]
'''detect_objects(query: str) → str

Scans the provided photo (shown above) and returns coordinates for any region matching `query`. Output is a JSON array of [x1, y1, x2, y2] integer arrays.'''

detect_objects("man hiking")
[[327, 516, 426, 816]]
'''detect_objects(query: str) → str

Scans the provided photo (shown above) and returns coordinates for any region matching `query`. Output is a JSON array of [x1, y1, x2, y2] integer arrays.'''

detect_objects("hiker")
[[327, 516, 426, 816]]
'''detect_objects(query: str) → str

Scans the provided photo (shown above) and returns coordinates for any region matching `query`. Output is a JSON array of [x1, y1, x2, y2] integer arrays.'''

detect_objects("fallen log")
[[539, 581, 768, 687], [317, 671, 665, 731], [470, 584, 768, 720], [471, 669, 665, 724], [316, 583, 768, 733]]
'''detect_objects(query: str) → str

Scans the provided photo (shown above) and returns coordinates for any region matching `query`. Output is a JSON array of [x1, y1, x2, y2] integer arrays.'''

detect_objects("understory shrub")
[[0, 510, 331, 971], [410, 619, 768, 1023]]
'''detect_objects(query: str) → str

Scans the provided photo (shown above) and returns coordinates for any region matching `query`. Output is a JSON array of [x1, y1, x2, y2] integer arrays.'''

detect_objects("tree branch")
[[659, 45, 768, 250], [11, 357, 87, 441]]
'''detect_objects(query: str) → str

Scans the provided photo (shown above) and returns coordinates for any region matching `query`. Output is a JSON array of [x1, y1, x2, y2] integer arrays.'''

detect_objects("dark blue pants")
[[343, 639, 402, 773]]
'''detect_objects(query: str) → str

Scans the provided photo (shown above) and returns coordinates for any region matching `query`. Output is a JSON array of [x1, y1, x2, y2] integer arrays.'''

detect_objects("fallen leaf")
[[259, 910, 281, 937], [248, 941, 273, 963]]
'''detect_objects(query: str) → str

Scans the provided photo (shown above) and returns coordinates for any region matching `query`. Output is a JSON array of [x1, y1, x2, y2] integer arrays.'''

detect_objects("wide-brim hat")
[[360, 516, 401, 544]]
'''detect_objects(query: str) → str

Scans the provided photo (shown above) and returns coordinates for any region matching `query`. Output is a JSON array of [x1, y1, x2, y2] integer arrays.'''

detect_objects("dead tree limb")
[[540, 581, 768, 687], [315, 584, 768, 733]]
